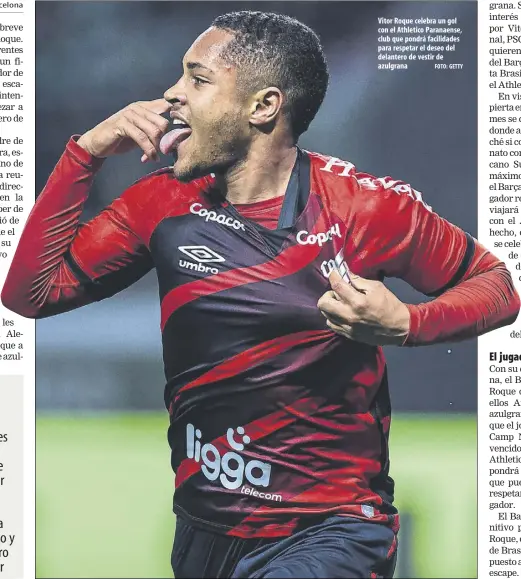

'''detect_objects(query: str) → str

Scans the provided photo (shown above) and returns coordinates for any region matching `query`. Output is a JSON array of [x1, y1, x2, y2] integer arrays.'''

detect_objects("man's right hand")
[[77, 99, 172, 162]]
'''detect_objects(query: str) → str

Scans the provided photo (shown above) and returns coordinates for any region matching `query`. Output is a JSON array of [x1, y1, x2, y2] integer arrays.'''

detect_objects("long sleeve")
[[403, 241, 520, 345], [1, 137, 154, 319], [349, 172, 520, 346]]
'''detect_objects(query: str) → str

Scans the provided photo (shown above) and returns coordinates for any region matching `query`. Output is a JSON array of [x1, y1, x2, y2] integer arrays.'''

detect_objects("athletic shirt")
[[2, 137, 519, 538], [234, 196, 284, 230]]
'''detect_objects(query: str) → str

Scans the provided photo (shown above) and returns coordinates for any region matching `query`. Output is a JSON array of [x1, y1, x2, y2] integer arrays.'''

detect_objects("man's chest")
[[149, 197, 355, 379], [149, 197, 349, 307]]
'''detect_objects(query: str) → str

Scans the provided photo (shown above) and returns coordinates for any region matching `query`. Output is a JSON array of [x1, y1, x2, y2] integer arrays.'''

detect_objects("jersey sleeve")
[[351, 172, 471, 295], [350, 173, 520, 345], [404, 240, 519, 345], [1, 137, 154, 319]]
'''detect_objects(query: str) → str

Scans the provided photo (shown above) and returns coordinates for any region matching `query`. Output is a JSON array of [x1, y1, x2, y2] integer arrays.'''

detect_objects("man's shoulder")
[[108, 168, 216, 242], [306, 149, 366, 194], [306, 149, 431, 212], [118, 167, 215, 212], [306, 149, 389, 192], [305, 149, 378, 211]]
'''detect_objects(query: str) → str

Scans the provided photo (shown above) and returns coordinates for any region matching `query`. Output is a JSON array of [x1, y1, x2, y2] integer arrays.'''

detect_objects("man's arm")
[[318, 174, 520, 346], [403, 240, 518, 345], [1, 98, 172, 319], [1, 138, 153, 318]]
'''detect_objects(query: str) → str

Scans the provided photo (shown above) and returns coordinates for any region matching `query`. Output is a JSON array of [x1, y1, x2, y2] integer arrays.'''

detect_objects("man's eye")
[[192, 76, 206, 86]]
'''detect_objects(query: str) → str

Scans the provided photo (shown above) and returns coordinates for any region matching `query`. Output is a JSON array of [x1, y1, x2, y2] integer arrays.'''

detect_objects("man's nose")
[[164, 82, 187, 106]]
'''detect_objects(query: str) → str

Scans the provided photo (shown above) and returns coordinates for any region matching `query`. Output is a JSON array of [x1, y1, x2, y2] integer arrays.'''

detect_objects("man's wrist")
[[76, 132, 98, 157], [67, 136, 105, 171], [394, 302, 411, 346], [400, 304, 421, 347]]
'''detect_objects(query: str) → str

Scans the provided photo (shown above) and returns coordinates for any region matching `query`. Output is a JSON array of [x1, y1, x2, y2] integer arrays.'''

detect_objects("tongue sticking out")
[[160, 127, 192, 155]]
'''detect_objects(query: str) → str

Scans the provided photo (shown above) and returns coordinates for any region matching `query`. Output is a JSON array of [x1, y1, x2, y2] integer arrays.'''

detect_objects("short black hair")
[[212, 11, 329, 140]]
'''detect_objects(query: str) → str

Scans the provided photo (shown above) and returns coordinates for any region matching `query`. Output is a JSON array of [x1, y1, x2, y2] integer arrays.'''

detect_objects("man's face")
[[163, 27, 251, 182]]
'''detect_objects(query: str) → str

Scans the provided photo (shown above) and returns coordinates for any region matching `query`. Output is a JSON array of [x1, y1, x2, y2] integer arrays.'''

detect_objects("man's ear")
[[249, 87, 284, 129]]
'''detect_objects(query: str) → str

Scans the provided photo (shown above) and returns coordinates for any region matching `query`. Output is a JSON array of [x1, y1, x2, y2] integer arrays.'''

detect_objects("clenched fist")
[[77, 99, 172, 162], [317, 270, 411, 346]]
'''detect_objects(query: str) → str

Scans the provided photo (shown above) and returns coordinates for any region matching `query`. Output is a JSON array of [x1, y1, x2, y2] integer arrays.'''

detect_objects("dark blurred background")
[[35, 3, 477, 578]]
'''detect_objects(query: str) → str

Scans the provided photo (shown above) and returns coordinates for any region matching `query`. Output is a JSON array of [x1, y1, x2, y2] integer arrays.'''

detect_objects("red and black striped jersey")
[[2, 137, 519, 538]]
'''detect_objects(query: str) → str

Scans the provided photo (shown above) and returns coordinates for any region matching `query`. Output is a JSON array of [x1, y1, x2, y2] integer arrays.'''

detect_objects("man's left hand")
[[317, 270, 411, 346]]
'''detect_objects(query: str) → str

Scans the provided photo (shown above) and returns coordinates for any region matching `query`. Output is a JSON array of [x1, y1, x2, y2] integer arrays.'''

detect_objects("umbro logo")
[[179, 246, 225, 263], [178, 245, 225, 276]]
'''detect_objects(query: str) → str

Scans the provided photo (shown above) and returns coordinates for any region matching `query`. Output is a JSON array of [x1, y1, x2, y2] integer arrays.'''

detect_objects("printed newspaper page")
[[3, 0, 518, 578], [480, 2, 521, 579], [0, 0, 34, 578]]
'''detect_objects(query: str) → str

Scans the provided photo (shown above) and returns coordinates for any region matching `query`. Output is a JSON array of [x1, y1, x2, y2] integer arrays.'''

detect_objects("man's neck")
[[216, 143, 298, 205]]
